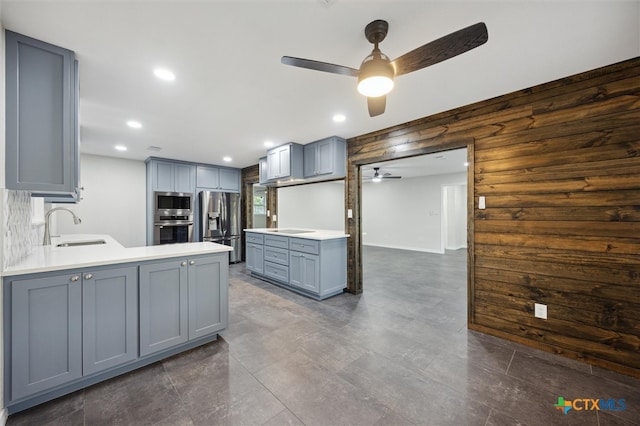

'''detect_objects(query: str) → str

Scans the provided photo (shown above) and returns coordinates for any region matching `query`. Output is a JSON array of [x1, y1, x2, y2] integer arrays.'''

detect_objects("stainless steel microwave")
[[154, 191, 193, 219]]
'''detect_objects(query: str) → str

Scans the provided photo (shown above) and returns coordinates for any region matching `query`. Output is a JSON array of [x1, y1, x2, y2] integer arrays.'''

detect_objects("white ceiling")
[[362, 148, 468, 180], [1, 1, 638, 170]]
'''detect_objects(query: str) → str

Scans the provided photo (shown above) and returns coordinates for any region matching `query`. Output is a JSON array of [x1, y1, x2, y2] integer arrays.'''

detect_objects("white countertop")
[[245, 228, 349, 240], [3, 234, 232, 277]]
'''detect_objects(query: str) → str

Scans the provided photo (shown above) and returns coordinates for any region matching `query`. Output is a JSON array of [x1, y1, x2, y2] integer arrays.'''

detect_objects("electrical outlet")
[[347, 209, 353, 219], [272, 214, 277, 223], [534, 303, 547, 319]]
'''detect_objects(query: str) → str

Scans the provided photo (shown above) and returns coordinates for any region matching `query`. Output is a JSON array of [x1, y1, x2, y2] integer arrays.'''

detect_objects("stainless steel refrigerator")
[[199, 191, 241, 263]]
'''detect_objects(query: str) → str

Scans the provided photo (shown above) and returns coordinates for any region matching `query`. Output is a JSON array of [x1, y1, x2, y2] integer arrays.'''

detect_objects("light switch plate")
[[272, 214, 277, 222], [479, 196, 486, 210], [347, 209, 353, 219]]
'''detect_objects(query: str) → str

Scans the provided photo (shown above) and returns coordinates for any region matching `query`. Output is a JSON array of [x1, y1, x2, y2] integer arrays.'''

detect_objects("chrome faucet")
[[43, 207, 82, 245]]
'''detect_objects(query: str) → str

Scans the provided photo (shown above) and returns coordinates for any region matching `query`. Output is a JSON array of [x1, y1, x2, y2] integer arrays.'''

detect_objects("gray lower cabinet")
[[9, 265, 137, 401], [246, 242, 264, 274], [245, 232, 346, 299], [82, 266, 138, 376], [139, 259, 188, 356], [289, 251, 320, 292], [5, 253, 228, 413], [139, 253, 228, 356], [10, 271, 82, 400]]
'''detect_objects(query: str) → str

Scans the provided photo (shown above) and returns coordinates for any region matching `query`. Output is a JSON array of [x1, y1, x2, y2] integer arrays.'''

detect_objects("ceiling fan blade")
[[281, 56, 359, 77], [391, 22, 488, 76], [367, 96, 386, 117], [382, 176, 402, 179]]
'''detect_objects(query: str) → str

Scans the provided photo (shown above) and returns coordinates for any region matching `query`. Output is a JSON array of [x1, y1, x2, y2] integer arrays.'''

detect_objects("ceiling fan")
[[363, 167, 402, 182], [281, 20, 488, 117]]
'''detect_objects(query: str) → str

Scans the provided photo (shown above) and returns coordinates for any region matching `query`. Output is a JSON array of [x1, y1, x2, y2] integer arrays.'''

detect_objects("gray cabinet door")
[[196, 165, 219, 189], [277, 145, 291, 178], [246, 242, 264, 274], [139, 259, 189, 356], [154, 161, 175, 192], [259, 157, 268, 185], [82, 266, 138, 376], [10, 272, 82, 400], [153, 161, 195, 193], [266, 148, 281, 180], [5, 30, 78, 196], [289, 252, 320, 292], [174, 163, 196, 193], [315, 139, 335, 175], [219, 168, 240, 192], [188, 254, 228, 339]]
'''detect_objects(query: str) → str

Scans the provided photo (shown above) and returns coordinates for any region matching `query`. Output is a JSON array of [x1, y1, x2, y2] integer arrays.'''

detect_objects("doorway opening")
[[359, 148, 469, 331]]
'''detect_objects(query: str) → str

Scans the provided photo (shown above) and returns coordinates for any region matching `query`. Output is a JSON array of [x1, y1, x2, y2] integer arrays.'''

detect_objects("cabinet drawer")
[[289, 238, 319, 255], [264, 234, 288, 249], [264, 246, 288, 266], [263, 261, 289, 283], [246, 233, 264, 244]]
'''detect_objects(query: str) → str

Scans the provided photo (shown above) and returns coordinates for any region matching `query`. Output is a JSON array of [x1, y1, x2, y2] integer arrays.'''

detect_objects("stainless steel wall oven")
[[153, 191, 193, 245]]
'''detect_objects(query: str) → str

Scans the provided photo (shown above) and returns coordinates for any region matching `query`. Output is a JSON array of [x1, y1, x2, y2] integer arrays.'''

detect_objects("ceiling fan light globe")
[[357, 53, 395, 97], [371, 176, 382, 183], [358, 76, 394, 97]]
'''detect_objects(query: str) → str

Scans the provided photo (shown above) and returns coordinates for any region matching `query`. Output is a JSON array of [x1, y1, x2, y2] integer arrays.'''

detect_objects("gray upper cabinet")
[[266, 143, 304, 181], [258, 157, 268, 185], [10, 271, 82, 400], [151, 160, 196, 193], [303, 136, 346, 179], [5, 30, 80, 201], [82, 266, 138, 376], [139, 259, 189, 357], [197, 165, 240, 192]]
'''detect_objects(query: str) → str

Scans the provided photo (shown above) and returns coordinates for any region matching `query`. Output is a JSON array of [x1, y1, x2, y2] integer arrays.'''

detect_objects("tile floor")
[[7, 247, 640, 425]]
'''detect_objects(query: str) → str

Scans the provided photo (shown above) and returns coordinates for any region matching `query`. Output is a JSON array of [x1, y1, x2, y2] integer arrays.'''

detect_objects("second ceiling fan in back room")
[[282, 20, 488, 117]]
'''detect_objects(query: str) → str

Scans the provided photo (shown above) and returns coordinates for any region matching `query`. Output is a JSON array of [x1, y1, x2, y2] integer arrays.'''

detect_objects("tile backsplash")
[[3, 190, 44, 269]]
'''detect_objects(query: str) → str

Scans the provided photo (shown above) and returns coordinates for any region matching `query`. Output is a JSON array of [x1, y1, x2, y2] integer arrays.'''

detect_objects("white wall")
[[0, 12, 6, 423], [277, 181, 344, 231], [443, 183, 468, 250], [362, 172, 466, 253], [55, 154, 146, 247]]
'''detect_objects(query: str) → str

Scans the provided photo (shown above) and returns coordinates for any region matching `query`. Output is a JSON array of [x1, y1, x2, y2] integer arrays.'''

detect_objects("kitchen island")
[[244, 228, 349, 300], [3, 235, 231, 414]]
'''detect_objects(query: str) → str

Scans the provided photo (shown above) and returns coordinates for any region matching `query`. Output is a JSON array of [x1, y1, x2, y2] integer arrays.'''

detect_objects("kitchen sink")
[[266, 229, 312, 234], [56, 239, 106, 247]]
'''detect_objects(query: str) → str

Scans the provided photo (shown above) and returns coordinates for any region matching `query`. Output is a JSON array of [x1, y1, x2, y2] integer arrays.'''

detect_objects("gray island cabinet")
[[245, 229, 347, 300], [3, 240, 229, 414]]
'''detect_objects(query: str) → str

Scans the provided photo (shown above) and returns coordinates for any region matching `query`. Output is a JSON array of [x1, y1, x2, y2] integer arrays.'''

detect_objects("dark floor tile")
[[261, 408, 305, 426], [420, 352, 598, 426], [598, 410, 640, 426], [83, 362, 182, 426], [7, 390, 84, 426], [337, 352, 491, 426], [255, 351, 389, 426], [507, 351, 640, 424], [592, 365, 640, 389], [485, 409, 529, 426]]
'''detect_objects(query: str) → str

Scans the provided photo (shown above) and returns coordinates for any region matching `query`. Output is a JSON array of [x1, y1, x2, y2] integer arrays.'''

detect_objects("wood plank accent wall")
[[345, 57, 640, 377]]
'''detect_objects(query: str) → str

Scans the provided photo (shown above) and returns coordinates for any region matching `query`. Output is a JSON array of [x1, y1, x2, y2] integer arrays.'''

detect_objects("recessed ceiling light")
[[223, 156, 232, 163], [127, 120, 142, 129], [115, 145, 127, 151], [333, 114, 346, 123], [153, 68, 175, 81], [264, 140, 274, 148]]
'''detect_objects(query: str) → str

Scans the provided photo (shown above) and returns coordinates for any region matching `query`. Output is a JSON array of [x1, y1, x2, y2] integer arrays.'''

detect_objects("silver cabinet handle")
[[181, 261, 187, 266], [70, 275, 80, 282], [189, 260, 196, 265], [84, 273, 93, 280]]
